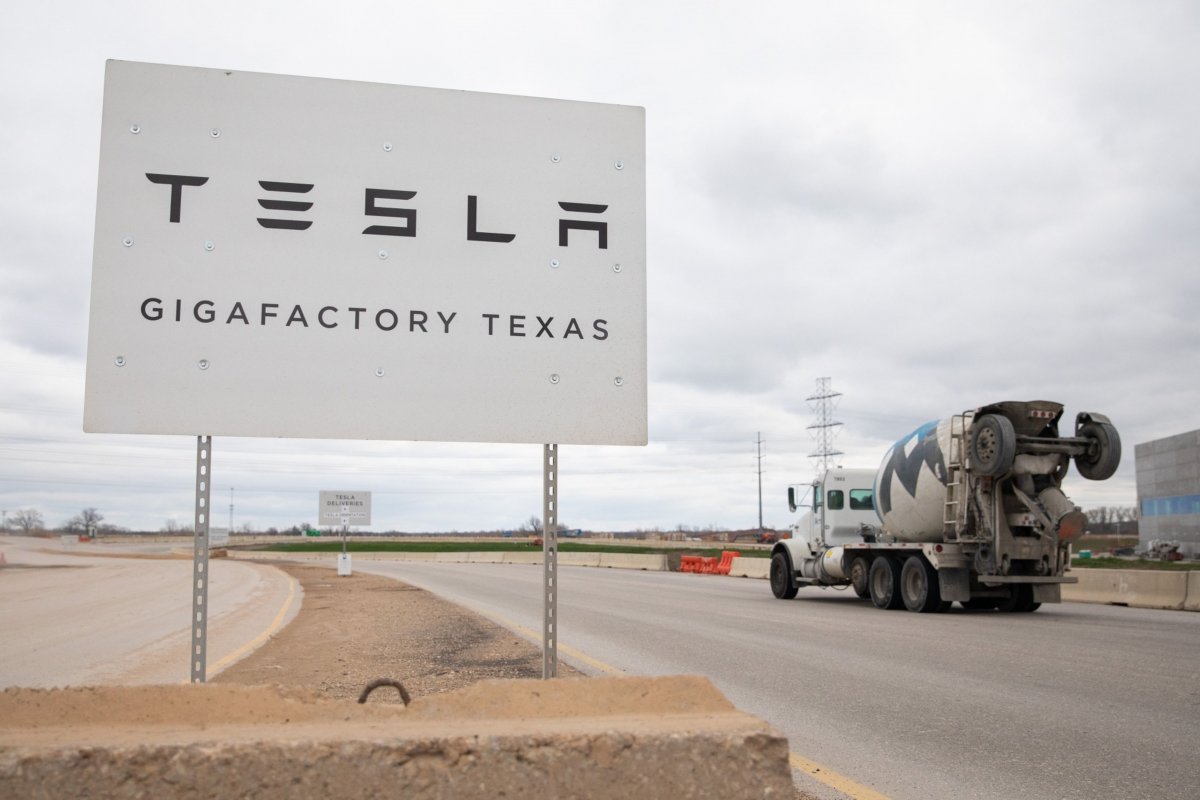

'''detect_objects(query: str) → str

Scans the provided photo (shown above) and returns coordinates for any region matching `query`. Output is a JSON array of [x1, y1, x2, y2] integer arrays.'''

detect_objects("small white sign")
[[208, 527, 230, 547], [319, 491, 372, 526], [84, 60, 647, 446]]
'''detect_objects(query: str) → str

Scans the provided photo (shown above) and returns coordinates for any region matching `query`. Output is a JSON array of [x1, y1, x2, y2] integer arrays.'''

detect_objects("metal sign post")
[[190, 435, 212, 683], [542, 444, 558, 679]]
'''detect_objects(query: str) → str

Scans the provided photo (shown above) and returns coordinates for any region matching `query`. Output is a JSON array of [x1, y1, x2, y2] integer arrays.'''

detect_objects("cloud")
[[1, 2, 1195, 532]]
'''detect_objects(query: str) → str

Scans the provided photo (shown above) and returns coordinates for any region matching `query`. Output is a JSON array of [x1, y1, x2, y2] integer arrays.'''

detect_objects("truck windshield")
[[849, 489, 874, 511]]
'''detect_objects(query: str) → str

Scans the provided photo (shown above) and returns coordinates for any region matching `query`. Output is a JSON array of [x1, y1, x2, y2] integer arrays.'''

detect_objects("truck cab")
[[787, 468, 879, 557]]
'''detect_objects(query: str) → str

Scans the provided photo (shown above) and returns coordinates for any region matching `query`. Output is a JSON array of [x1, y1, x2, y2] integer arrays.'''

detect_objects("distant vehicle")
[[771, 401, 1121, 613], [1146, 540, 1183, 561]]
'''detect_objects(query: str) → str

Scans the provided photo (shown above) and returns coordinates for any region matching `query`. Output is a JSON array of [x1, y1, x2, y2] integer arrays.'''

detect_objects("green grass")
[[1071, 556, 1195, 571], [247, 540, 771, 558]]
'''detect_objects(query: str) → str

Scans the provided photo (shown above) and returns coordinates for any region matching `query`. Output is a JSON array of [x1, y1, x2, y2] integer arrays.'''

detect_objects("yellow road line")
[[789, 752, 891, 800], [209, 574, 299, 673]]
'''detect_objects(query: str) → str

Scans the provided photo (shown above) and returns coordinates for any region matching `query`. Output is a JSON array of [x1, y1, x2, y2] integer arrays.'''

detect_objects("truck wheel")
[[900, 556, 944, 613], [970, 414, 1016, 477], [770, 552, 798, 599], [1075, 421, 1121, 481], [849, 557, 871, 599], [997, 584, 1040, 612], [868, 556, 904, 610]]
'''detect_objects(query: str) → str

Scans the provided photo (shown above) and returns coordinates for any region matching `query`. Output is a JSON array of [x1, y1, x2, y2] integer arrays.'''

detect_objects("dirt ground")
[[213, 562, 583, 701], [213, 562, 815, 799]]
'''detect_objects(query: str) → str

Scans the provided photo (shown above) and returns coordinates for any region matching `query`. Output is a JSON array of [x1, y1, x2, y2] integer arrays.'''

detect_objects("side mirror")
[[787, 486, 798, 513]]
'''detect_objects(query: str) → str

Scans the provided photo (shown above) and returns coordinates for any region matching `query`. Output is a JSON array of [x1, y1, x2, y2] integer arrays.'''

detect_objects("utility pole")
[[229, 487, 234, 533], [756, 432, 765, 533]]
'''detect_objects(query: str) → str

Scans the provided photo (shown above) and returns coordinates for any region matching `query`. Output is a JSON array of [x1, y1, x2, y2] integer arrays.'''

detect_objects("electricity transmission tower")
[[806, 377, 843, 475]]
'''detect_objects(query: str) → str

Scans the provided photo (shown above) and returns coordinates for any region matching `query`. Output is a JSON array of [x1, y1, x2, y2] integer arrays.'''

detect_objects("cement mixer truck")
[[770, 400, 1121, 612]]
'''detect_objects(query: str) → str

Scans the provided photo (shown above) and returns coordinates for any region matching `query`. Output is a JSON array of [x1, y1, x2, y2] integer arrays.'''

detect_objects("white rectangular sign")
[[318, 491, 372, 527], [84, 61, 646, 445]]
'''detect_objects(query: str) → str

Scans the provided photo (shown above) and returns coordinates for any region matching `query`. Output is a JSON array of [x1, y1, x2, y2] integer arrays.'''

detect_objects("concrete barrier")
[[1186, 572, 1200, 611], [1063, 569, 1189, 610], [560, 552, 603, 568], [597, 553, 668, 571], [728, 557, 770, 579], [0, 678, 792, 799], [234, 550, 667, 573], [500, 552, 542, 565]]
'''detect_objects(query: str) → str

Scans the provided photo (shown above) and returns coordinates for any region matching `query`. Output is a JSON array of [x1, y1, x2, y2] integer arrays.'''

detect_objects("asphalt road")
[[0, 536, 300, 687], [358, 560, 1200, 800]]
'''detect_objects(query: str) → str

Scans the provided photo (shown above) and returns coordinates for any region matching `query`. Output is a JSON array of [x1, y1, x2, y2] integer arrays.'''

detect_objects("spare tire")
[[1075, 421, 1121, 480], [970, 414, 1017, 477]]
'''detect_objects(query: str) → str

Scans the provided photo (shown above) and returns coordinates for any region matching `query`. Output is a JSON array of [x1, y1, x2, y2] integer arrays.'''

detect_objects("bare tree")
[[10, 509, 44, 534], [65, 507, 104, 532]]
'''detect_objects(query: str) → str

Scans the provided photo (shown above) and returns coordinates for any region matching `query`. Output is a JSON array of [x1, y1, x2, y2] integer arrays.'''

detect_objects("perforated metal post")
[[190, 436, 212, 683], [542, 443, 558, 679]]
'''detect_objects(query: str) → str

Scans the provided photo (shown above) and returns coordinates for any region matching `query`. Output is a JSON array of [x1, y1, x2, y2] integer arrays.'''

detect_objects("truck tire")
[[970, 414, 1017, 477], [1075, 421, 1121, 481], [770, 552, 798, 599], [868, 556, 904, 610], [997, 584, 1040, 613], [849, 556, 871, 599], [900, 556, 945, 613]]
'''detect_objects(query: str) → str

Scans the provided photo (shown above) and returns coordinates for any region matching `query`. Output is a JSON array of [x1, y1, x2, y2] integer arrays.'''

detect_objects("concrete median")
[[560, 552, 603, 567], [1187, 572, 1200, 611], [0, 677, 792, 799], [728, 557, 770, 579], [1063, 569, 1189, 610], [597, 553, 668, 571], [500, 552, 542, 565]]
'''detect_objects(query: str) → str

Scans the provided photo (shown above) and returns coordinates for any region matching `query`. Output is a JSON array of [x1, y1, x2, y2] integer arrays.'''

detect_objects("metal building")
[[1136, 429, 1200, 558]]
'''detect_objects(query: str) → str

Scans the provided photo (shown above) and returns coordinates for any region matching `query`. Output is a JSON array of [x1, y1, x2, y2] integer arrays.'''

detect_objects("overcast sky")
[[2, 1, 1196, 534]]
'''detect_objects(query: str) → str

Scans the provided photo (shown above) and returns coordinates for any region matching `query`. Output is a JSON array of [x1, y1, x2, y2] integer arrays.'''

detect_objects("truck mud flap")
[[938, 568, 970, 602], [1032, 584, 1061, 604]]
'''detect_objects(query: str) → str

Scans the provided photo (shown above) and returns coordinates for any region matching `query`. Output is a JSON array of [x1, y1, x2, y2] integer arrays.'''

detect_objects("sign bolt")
[[550, 259, 560, 269], [210, 128, 221, 138], [383, 142, 393, 152], [551, 154, 561, 163], [204, 241, 215, 252], [375, 368, 385, 378], [614, 377, 625, 387], [615, 160, 625, 170], [114, 356, 126, 367], [198, 359, 210, 371], [378, 249, 388, 260], [122, 236, 134, 247], [129, 124, 141, 134], [613, 263, 622, 273], [549, 374, 560, 385]]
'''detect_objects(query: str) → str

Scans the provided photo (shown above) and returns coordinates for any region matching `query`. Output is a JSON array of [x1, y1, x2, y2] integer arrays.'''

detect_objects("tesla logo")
[[145, 173, 610, 248]]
